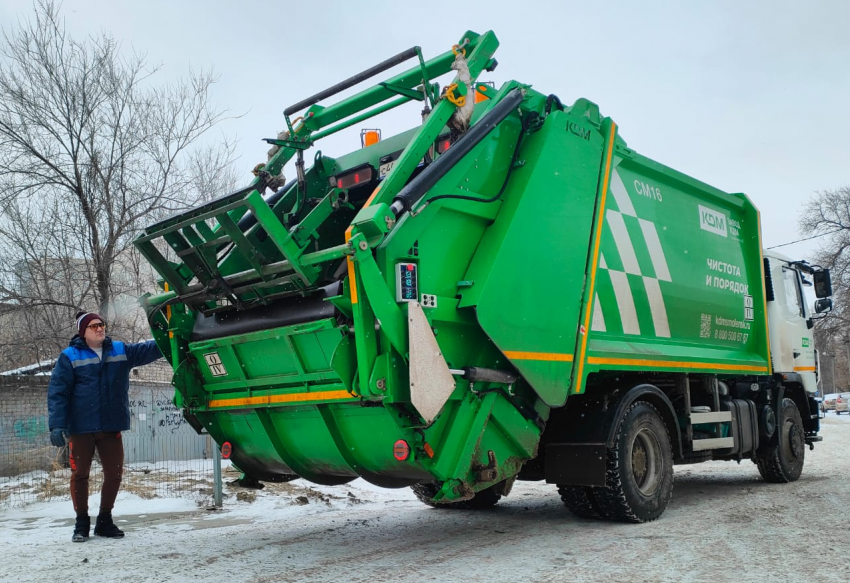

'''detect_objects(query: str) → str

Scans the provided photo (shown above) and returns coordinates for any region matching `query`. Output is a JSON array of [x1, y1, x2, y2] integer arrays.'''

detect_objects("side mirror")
[[815, 298, 833, 314], [814, 270, 832, 298]]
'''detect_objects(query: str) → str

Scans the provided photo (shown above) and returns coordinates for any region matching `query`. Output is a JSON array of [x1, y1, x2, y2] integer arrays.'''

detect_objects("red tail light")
[[393, 439, 410, 461], [221, 441, 232, 459]]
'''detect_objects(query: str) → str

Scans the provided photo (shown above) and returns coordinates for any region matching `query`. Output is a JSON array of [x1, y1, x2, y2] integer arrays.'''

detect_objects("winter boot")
[[72, 515, 90, 543], [93, 512, 124, 538]]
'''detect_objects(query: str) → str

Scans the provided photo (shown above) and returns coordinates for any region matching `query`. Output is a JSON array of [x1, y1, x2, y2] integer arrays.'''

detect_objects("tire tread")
[[593, 401, 673, 523]]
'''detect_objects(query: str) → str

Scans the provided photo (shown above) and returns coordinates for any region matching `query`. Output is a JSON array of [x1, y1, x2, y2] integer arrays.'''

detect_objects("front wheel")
[[755, 398, 805, 483], [592, 401, 674, 523]]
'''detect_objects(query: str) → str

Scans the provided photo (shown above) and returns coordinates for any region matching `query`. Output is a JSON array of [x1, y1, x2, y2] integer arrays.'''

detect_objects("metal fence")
[[0, 371, 219, 509]]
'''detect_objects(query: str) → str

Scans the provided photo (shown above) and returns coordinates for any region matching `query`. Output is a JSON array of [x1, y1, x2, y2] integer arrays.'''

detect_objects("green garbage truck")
[[136, 30, 832, 522]]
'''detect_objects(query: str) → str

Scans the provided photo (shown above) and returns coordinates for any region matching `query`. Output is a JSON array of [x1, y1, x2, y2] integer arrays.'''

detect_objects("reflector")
[[361, 128, 381, 148]]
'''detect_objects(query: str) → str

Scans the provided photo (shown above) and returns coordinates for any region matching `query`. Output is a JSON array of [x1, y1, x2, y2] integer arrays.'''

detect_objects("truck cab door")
[[766, 257, 817, 392]]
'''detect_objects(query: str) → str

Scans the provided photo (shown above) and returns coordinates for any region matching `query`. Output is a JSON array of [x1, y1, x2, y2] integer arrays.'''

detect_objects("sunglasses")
[[87, 322, 106, 331]]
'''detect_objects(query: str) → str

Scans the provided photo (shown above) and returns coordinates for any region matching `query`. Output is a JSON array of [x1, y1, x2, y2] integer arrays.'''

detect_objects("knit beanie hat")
[[76, 311, 105, 337]]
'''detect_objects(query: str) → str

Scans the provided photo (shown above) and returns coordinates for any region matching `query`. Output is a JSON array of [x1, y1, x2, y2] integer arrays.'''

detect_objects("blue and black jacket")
[[48, 336, 163, 434]]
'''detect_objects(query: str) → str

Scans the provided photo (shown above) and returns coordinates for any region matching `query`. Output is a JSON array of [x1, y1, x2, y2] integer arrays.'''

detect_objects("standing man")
[[48, 312, 163, 542]]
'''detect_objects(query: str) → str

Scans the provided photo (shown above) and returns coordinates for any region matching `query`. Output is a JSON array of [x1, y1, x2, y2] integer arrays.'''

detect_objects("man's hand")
[[50, 428, 67, 447]]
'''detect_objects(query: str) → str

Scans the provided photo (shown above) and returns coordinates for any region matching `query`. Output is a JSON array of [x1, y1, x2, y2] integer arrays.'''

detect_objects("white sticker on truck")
[[203, 352, 228, 377], [699, 204, 728, 237]]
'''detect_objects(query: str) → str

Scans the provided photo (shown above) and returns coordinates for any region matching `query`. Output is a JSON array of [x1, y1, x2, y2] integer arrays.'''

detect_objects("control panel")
[[395, 262, 419, 302]]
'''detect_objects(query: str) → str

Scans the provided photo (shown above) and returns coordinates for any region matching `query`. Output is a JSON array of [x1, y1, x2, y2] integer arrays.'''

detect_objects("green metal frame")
[[135, 30, 498, 310]]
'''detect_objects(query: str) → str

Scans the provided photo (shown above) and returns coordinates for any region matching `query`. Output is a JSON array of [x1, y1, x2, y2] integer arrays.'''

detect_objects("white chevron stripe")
[[591, 293, 606, 332], [606, 210, 641, 276], [609, 168, 636, 217], [643, 276, 671, 337], [608, 270, 640, 335], [638, 218, 672, 282]]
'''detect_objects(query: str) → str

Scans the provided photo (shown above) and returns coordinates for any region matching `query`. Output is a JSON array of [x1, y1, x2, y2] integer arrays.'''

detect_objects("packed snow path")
[[3, 415, 849, 583]]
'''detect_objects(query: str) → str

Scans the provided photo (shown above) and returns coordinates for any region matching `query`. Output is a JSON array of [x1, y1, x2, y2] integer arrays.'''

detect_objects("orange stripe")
[[793, 366, 816, 372], [209, 390, 353, 409], [757, 212, 772, 373], [362, 185, 382, 208], [210, 395, 269, 408], [344, 185, 381, 306], [269, 390, 353, 404], [344, 227, 358, 304], [586, 356, 768, 373], [164, 282, 173, 339], [504, 351, 573, 362], [574, 122, 618, 393]]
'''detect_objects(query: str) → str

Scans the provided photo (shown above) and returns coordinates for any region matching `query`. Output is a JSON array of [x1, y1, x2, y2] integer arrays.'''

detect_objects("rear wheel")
[[755, 398, 805, 483], [557, 485, 604, 519], [411, 481, 502, 509], [593, 401, 674, 523]]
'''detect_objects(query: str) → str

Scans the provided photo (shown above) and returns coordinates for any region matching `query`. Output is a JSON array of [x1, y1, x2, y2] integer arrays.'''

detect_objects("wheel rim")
[[632, 428, 661, 496], [782, 416, 803, 462]]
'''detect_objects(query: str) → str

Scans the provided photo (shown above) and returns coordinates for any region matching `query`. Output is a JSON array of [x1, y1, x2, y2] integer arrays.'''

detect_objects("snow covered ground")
[[2, 414, 849, 583]]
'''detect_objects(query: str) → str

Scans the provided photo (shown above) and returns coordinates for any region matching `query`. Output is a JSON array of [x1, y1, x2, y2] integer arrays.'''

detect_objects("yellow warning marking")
[[757, 212, 773, 374], [362, 185, 382, 208], [344, 227, 358, 304], [574, 122, 618, 393], [586, 356, 768, 373], [504, 351, 574, 362], [209, 390, 354, 409]]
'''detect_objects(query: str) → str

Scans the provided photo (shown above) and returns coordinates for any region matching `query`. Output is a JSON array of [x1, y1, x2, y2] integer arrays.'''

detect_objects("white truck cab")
[[764, 250, 833, 393]]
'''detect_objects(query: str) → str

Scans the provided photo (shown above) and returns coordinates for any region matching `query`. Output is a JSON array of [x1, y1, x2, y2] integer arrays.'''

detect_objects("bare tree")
[[0, 194, 94, 368], [800, 185, 850, 389], [0, 1, 239, 367]]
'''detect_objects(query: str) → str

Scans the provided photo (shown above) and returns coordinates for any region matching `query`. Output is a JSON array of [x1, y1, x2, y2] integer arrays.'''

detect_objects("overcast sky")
[[1, 0, 848, 259]]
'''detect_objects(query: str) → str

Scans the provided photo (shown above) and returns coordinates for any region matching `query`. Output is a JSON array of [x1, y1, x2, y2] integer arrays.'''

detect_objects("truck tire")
[[755, 398, 805, 483], [411, 482, 502, 509], [557, 485, 604, 519], [593, 401, 674, 523]]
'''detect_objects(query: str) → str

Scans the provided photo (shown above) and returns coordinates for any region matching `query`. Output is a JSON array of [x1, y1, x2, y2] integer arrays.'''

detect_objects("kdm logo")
[[699, 204, 728, 237]]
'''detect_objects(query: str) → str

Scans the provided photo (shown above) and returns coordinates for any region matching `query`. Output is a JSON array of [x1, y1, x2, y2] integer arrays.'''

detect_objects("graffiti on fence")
[[156, 398, 187, 433], [13, 416, 48, 440], [0, 415, 48, 442]]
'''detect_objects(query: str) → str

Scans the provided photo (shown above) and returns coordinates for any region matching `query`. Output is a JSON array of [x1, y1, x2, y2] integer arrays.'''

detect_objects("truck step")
[[692, 437, 734, 451], [689, 411, 732, 424]]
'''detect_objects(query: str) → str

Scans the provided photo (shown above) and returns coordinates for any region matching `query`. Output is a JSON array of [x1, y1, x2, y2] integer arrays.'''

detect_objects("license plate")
[[379, 160, 396, 179]]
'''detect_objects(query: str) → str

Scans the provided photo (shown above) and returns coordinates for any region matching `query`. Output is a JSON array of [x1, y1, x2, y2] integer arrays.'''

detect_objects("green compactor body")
[[136, 30, 819, 518]]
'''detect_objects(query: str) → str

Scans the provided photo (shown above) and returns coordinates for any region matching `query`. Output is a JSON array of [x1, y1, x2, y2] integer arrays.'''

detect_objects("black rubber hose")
[[390, 87, 525, 217], [545, 94, 564, 114], [423, 112, 531, 208]]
